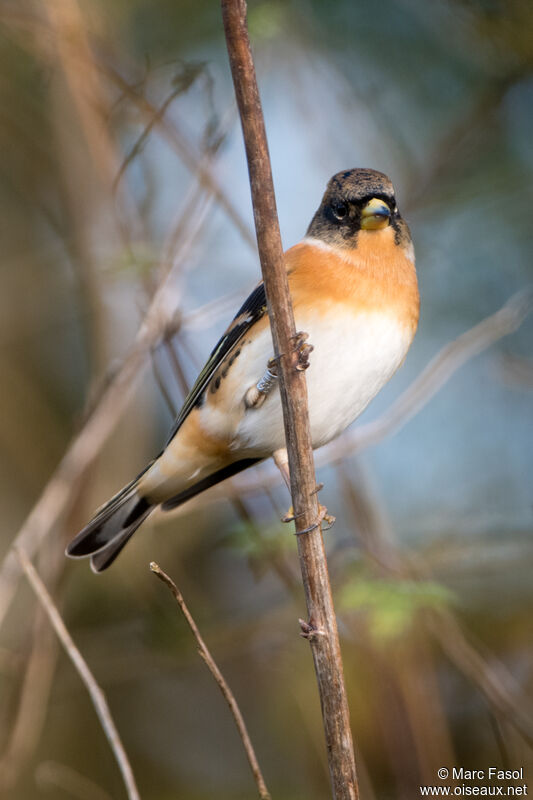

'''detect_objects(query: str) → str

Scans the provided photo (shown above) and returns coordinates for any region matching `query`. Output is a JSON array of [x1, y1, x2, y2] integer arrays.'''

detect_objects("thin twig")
[[113, 83, 185, 193], [150, 562, 271, 800], [221, 2, 358, 797], [16, 548, 140, 800]]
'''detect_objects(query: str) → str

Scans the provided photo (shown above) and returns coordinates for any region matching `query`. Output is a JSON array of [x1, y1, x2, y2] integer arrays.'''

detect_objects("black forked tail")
[[66, 457, 263, 572], [66, 477, 153, 573]]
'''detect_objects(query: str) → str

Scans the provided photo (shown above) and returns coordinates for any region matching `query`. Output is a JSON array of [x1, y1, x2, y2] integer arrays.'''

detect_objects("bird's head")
[[306, 168, 412, 255]]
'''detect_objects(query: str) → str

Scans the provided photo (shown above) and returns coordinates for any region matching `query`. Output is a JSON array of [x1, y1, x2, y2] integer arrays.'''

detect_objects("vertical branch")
[[220, 2, 358, 798]]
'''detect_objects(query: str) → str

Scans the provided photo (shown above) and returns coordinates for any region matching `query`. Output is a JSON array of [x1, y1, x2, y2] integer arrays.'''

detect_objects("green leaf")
[[340, 576, 455, 643]]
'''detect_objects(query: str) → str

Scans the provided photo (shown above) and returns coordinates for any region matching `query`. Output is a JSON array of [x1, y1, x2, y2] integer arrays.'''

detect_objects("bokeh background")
[[1, 1, 532, 798]]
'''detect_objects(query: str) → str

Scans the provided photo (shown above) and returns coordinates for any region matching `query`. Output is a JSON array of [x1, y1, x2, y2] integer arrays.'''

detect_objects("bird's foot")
[[282, 505, 296, 523], [318, 503, 336, 529], [291, 331, 314, 371], [281, 502, 335, 530], [244, 332, 312, 409], [244, 357, 279, 409]]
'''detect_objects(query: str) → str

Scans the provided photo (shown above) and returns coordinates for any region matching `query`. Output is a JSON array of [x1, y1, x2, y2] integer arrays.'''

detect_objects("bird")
[[66, 168, 419, 572]]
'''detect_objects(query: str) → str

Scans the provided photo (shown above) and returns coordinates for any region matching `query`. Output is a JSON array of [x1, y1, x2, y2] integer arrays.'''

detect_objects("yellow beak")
[[360, 198, 391, 231]]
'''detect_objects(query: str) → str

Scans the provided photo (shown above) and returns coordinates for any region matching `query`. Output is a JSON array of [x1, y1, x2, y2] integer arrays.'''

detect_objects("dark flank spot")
[[210, 347, 242, 394], [228, 347, 242, 368]]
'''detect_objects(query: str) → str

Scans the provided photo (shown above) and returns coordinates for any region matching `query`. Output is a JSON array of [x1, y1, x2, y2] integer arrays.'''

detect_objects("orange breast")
[[286, 231, 420, 334]]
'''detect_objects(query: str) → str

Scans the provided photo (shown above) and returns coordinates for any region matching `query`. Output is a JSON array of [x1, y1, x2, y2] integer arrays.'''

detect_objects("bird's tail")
[[66, 473, 154, 573], [67, 457, 263, 572]]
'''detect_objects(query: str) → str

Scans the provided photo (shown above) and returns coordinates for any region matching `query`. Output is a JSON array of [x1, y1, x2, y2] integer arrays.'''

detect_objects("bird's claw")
[[291, 331, 314, 371], [281, 502, 335, 531], [282, 505, 297, 523], [318, 503, 336, 530]]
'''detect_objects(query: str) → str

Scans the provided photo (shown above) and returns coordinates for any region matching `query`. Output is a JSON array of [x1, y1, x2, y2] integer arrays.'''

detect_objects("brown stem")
[[220, 1, 358, 797], [150, 562, 271, 800]]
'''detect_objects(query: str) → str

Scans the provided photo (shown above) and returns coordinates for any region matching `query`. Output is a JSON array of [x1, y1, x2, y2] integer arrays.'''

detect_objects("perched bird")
[[67, 168, 419, 572]]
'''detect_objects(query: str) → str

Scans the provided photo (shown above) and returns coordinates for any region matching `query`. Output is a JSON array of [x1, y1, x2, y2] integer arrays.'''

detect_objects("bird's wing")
[[165, 282, 268, 446]]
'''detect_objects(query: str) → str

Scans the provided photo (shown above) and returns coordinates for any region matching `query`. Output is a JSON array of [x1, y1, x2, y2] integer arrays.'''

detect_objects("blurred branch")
[[112, 69, 215, 195], [0, 606, 58, 791], [0, 5, 256, 250], [427, 608, 533, 749], [17, 548, 140, 800], [35, 760, 113, 800], [159, 104, 237, 274], [341, 461, 533, 750], [42, 0, 117, 190], [42, 0, 147, 371], [112, 80, 185, 193], [221, 1, 358, 798], [150, 561, 271, 800], [404, 67, 533, 209], [0, 529, 67, 792], [0, 191, 212, 633], [497, 353, 533, 389], [101, 62, 257, 252]]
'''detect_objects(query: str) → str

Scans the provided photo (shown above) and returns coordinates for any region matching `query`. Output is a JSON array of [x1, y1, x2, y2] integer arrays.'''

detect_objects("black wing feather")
[[165, 283, 267, 446]]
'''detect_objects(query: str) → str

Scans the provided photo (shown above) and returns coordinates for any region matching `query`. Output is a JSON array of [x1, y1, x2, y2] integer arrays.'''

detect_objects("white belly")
[[210, 309, 413, 457]]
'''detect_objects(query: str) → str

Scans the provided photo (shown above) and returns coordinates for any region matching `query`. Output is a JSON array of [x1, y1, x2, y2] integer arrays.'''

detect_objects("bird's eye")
[[333, 202, 348, 220]]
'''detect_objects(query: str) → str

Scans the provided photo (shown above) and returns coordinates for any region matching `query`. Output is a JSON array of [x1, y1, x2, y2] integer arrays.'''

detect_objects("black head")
[[306, 168, 410, 249]]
